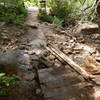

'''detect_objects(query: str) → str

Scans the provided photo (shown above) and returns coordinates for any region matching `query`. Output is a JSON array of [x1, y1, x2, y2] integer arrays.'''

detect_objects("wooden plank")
[[46, 43, 100, 85], [46, 44, 91, 80]]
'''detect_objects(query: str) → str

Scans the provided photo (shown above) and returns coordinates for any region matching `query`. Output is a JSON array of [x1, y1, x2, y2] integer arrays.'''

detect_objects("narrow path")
[[26, 7, 39, 25], [25, 7, 100, 100], [0, 6, 99, 100]]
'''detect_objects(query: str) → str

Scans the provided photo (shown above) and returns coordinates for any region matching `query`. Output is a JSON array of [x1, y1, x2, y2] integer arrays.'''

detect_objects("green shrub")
[[39, 0, 99, 25], [0, 0, 28, 25], [38, 10, 53, 23], [48, 0, 79, 19], [24, 0, 39, 7], [0, 73, 20, 95], [53, 16, 63, 27]]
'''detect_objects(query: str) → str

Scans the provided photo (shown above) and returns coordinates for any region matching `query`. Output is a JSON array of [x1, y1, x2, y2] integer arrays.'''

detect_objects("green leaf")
[[0, 73, 5, 77]]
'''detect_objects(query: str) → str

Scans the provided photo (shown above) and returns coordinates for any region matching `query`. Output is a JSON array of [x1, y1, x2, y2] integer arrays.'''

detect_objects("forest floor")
[[0, 7, 100, 100]]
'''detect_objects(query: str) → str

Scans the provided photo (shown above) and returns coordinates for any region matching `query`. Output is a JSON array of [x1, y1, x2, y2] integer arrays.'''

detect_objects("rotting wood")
[[46, 43, 100, 85]]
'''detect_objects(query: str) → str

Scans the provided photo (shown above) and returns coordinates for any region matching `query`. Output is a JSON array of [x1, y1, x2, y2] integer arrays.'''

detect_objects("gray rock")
[[29, 29, 46, 50], [29, 39, 46, 48], [18, 53, 31, 79], [27, 23, 39, 29], [0, 50, 18, 74], [18, 53, 30, 65]]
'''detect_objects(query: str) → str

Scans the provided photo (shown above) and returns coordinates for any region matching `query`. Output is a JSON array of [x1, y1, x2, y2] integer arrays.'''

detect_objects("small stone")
[[63, 49, 72, 54], [27, 24, 38, 29], [60, 31, 66, 34], [31, 55, 39, 61], [54, 61, 61, 67], [30, 60, 39, 68], [19, 45, 26, 50], [28, 50, 35, 55], [48, 55, 56, 60], [69, 39, 74, 43], [19, 54, 30, 65], [36, 89, 41, 94]]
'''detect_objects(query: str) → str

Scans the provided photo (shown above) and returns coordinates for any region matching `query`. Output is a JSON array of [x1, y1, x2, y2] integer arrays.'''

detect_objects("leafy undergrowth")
[[38, 0, 100, 27], [0, 73, 20, 95], [0, 0, 27, 25]]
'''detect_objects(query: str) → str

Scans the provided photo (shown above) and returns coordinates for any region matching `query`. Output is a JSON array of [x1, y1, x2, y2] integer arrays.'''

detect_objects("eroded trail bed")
[[0, 7, 100, 100]]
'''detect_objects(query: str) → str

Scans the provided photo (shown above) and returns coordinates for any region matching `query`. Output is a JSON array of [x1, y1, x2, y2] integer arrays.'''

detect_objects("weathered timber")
[[46, 44, 90, 80], [46, 43, 100, 85], [46, 46, 65, 64]]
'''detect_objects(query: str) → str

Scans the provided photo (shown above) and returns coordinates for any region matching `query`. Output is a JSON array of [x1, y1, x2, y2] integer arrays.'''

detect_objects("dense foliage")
[[38, 0, 99, 26], [0, 0, 99, 26], [24, 0, 38, 7], [0, 0, 27, 25]]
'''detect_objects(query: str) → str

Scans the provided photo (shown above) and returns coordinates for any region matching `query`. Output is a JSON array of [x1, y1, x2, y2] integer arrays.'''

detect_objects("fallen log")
[[46, 44, 90, 79], [46, 43, 100, 85]]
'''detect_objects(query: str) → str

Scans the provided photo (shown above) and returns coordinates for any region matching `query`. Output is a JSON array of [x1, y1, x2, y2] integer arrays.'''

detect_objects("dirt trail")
[[25, 7, 100, 100], [24, 7, 100, 100], [26, 7, 39, 25], [0, 7, 100, 100]]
